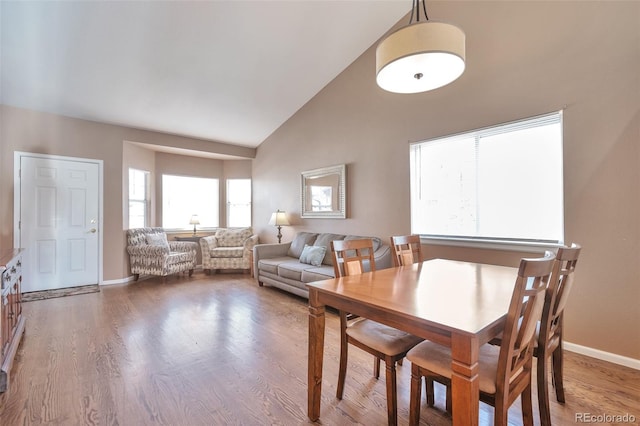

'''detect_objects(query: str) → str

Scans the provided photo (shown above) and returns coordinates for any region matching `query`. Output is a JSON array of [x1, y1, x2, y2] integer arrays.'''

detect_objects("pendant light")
[[376, 0, 465, 94]]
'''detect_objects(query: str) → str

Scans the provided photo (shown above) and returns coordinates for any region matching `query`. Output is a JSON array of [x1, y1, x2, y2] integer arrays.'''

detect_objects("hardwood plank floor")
[[1, 273, 638, 425]]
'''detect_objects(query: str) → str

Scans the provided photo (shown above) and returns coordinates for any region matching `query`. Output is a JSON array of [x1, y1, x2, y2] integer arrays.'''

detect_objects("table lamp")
[[189, 215, 200, 236], [268, 210, 289, 243]]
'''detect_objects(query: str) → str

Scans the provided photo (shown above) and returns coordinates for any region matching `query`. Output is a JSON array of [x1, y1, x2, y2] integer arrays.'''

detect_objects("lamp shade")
[[189, 215, 200, 225], [269, 210, 290, 226], [376, 21, 465, 94]]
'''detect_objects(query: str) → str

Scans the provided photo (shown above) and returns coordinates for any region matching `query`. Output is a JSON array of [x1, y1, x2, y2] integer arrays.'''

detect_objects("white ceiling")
[[1, 1, 409, 150]]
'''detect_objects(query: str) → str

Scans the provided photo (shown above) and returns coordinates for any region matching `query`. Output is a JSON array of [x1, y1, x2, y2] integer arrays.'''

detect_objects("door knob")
[[89, 228, 97, 233]]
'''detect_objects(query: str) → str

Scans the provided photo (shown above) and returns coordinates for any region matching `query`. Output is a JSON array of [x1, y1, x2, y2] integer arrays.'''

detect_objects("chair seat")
[[347, 319, 423, 355], [407, 340, 507, 395]]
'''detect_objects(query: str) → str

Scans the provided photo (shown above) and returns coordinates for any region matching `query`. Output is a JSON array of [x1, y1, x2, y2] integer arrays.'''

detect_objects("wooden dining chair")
[[406, 253, 555, 426], [331, 238, 423, 426], [390, 235, 423, 266], [535, 243, 581, 425]]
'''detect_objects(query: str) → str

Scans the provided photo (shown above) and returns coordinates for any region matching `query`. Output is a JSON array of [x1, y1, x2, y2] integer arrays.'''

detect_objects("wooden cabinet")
[[0, 249, 25, 393]]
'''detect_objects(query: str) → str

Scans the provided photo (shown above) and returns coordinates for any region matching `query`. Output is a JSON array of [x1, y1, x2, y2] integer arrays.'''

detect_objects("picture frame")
[[301, 164, 346, 219]]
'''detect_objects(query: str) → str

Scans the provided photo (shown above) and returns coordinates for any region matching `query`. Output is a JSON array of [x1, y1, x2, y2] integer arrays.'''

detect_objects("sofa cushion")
[[299, 244, 326, 267], [209, 247, 244, 258], [301, 266, 335, 283], [215, 227, 252, 247], [344, 235, 382, 253], [257, 256, 292, 275], [314, 233, 346, 266], [287, 232, 318, 258], [278, 261, 310, 282]]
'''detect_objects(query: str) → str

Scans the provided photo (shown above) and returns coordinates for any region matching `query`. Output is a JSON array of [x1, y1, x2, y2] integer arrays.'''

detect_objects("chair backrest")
[[540, 243, 581, 348], [390, 235, 423, 266], [331, 238, 376, 277], [496, 252, 555, 397]]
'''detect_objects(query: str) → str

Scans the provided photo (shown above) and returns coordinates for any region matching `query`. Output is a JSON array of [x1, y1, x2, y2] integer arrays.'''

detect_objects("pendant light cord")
[[409, 0, 429, 24]]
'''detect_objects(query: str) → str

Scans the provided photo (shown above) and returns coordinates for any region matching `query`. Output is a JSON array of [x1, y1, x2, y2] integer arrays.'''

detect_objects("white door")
[[18, 155, 100, 292]]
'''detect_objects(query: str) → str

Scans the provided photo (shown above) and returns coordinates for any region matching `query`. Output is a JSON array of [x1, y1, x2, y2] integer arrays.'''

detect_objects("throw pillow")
[[146, 233, 170, 250], [287, 232, 318, 258], [299, 244, 326, 267]]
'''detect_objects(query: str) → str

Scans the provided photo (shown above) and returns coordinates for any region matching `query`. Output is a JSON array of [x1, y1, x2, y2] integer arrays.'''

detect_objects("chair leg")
[[537, 355, 552, 426], [521, 382, 535, 426], [384, 358, 398, 426], [133, 274, 139, 281], [409, 364, 422, 426], [425, 377, 435, 406], [374, 356, 381, 379], [336, 337, 348, 399], [494, 398, 509, 426], [552, 345, 566, 402], [188, 269, 194, 277]]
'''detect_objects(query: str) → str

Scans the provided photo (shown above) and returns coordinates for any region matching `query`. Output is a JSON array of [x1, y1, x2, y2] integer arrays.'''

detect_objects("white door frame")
[[13, 151, 104, 286]]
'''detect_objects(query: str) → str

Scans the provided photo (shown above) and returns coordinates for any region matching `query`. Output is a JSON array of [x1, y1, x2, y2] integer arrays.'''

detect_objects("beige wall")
[[253, 1, 640, 359], [0, 1, 637, 360], [0, 105, 256, 280]]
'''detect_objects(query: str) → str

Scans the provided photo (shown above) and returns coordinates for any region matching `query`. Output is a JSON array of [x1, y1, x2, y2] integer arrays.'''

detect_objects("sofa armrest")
[[373, 244, 392, 270], [199, 235, 217, 257], [253, 242, 292, 279], [169, 241, 198, 253]]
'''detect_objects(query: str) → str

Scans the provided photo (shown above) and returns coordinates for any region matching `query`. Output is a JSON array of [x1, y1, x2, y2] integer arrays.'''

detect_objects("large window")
[[128, 168, 149, 228], [162, 175, 219, 229], [410, 111, 563, 245], [226, 179, 251, 227]]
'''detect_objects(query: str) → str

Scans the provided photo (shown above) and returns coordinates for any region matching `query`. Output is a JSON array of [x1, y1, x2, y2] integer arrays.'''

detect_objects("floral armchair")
[[126, 227, 197, 280], [200, 227, 258, 274]]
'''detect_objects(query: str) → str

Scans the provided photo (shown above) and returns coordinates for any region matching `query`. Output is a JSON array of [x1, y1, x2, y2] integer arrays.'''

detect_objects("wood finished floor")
[[0, 272, 638, 425]]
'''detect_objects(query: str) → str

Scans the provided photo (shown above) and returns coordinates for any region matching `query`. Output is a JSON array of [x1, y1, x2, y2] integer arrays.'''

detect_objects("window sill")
[[420, 236, 563, 254]]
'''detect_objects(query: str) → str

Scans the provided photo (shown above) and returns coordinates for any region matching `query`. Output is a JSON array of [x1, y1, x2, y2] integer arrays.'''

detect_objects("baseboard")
[[101, 276, 137, 286], [101, 270, 202, 286], [564, 341, 640, 370]]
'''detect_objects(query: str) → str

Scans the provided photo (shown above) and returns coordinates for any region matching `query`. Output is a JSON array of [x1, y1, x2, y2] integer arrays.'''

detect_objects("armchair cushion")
[[145, 233, 170, 250]]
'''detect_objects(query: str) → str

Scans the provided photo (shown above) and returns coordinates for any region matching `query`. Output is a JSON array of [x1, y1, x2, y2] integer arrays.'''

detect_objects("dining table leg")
[[308, 289, 325, 421], [450, 334, 480, 426]]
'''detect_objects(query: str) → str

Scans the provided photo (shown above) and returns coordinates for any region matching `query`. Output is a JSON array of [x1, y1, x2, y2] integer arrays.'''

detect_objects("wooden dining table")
[[307, 258, 519, 426]]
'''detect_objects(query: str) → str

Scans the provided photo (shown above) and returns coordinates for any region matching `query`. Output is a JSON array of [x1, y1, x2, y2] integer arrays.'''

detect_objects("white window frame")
[[410, 111, 564, 252], [161, 174, 219, 230], [226, 178, 252, 228], [128, 168, 150, 229]]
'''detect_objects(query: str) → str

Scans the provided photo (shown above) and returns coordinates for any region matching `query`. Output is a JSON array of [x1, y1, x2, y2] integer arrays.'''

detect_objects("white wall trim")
[[101, 276, 136, 286], [564, 341, 640, 370]]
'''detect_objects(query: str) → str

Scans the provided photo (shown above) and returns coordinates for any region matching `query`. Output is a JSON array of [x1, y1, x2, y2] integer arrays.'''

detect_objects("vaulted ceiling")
[[1, 1, 409, 149]]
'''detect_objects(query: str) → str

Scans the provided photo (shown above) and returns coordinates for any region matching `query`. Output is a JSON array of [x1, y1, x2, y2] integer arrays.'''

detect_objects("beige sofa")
[[200, 227, 259, 274], [253, 232, 391, 298]]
